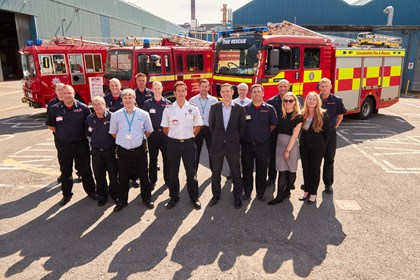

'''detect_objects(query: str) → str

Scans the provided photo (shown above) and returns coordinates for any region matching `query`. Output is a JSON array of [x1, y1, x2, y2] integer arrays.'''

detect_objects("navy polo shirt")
[[266, 94, 283, 117], [320, 94, 346, 128], [243, 102, 278, 143], [143, 97, 172, 129], [135, 88, 153, 109], [86, 110, 116, 150], [46, 100, 91, 143], [104, 92, 124, 113]]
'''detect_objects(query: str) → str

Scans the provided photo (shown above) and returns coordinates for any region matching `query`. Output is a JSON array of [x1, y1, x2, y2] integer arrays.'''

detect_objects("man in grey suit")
[[208, 83, 246, 209]]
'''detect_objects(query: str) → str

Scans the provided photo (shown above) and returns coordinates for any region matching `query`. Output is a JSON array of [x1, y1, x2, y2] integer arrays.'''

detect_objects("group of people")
[[46, 75, 345, 212]]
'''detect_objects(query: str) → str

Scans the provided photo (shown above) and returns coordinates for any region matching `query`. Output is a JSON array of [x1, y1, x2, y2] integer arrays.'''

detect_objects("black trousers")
[[55, 138, 95, 197], [167, 138, 199, 200], [91, 147, 119, 202], [148, 130, 169, 184], [268, 132, 278, 181], [195, 126, 212, 171], [241, 141, 270, 197], [211, 147, 242, 201], [323, 127, 337, 187], [116, 145, 151, 204], [300, 144, 324, 195]]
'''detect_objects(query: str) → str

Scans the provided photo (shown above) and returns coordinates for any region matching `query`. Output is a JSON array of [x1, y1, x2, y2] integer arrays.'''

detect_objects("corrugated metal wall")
[[233, 0, 420, 26], [0, 0, 185, 40]]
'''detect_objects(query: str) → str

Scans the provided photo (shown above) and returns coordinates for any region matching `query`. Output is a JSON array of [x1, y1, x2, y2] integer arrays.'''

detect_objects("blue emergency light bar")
[[219, 26, 268, 37], [26, 38, 43, 46]]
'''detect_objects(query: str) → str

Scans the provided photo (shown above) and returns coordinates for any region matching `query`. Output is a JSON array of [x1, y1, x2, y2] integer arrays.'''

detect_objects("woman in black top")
[[269, 92, 303, 205], [299, 92, 330, 204]]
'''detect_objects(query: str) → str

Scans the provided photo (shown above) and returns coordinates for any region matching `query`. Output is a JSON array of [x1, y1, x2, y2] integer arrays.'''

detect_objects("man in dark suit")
[[208, 83, 246, 209]]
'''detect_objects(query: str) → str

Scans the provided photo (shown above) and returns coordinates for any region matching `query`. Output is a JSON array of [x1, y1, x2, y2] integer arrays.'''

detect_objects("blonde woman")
[[299, 92, 330, 204], [269, 92, 302, 205]]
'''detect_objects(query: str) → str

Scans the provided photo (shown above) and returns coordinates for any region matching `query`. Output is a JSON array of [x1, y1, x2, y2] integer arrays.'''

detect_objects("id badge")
[[125, 134, 132, 139], [56, 116, 63, 122], [150, 108, 156, 114], [245, 115, 251, 120]]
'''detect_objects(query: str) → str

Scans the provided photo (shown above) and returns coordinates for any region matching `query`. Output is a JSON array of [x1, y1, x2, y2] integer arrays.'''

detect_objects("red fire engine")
[[104, 35, 214, 99], [213, 21, 405, 119], [20, 37, 108, 108]]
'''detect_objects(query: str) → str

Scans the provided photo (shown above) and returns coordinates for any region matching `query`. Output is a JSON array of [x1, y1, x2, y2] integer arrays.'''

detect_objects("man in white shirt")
[[233, 83, 251, 107], [161, 81, 204, 210]]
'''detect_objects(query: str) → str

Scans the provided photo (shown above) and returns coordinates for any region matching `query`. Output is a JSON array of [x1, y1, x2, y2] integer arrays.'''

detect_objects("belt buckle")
[[179, 139, 185, 143]]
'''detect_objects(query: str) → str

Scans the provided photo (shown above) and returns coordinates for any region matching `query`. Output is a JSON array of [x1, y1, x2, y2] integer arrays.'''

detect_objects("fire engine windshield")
[[21, 54, 36, 78], [214, 36, 262, 76], [105, 50, 132, 80]]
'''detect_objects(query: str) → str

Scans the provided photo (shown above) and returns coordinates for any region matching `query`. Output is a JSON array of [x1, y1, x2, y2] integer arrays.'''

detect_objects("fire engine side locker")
[[333, 49, 364, 113]]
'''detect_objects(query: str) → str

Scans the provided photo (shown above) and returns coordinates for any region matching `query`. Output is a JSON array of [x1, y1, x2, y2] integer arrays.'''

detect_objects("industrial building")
[[233, 0, 420, 92], [0, 0, 185, 81]]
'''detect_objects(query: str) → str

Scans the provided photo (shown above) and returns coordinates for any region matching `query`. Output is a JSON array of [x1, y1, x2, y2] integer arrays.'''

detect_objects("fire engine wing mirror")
[[281, 45, 291, 52], [138, 54, 149, 75], [269, 49, 280, 67], [42, 57, 50, 68]]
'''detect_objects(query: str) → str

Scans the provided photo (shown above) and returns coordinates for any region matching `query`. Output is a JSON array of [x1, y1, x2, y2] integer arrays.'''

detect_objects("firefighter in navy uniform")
[[241, 84, 278, 202], [134, 72, 153, 109], [104, 78, 124, 113], [319, 78, 346, 194], [86, 96, 119, 206], [46, 85, 98, 206], [143, 81, 171, 187]]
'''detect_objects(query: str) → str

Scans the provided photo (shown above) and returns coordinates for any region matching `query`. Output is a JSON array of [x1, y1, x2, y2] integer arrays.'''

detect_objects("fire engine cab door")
[[68, 54, 86, 85]]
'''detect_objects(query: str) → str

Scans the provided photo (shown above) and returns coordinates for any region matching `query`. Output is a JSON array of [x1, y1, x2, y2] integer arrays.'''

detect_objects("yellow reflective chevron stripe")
[[213, 75, 253, 83], [335, 49, 405, 57]]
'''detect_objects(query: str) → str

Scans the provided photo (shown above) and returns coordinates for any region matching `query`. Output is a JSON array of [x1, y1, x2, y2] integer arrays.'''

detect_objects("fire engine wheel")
[[359, 98, 373, 120]]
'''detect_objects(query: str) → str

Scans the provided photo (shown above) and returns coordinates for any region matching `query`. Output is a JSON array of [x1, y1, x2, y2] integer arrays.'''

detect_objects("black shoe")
[[88, 192, 99, 200], [110, 197, 118, 204], [73, 176, 82, 183], [257, 194, 266, 201], [242, 193, 251, 200], [282, 192, 291, 199], [290, 185, 295, 190], [165, 198, 179, 209], [209, 197, 220, 206], [59, 195, 72, 206], [234, 199, 242, 209], [268, 197, 283, 205], [325, 185, 334, 194], [307, 199, 317, 205], [113, 202, 128, 212], [299, 193, 309, 201], [191, 199, 201, 210], [98, 200, 107, 207], [57, 176, 62, 183], [150, 182, 156, 191], [300, 184, 305, 190], [133, 179, 141, 188], [143, 200, 155, 209], [266, 179, 275, 187]]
